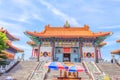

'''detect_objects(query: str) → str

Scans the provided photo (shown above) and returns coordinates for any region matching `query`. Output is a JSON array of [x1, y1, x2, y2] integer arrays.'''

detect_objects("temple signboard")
[[41, 42, 51, 47], [55, 42, 79, 47]]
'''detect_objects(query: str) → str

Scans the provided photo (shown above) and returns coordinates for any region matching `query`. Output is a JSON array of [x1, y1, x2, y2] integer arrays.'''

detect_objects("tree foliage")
[[0, 32, 8, 65]]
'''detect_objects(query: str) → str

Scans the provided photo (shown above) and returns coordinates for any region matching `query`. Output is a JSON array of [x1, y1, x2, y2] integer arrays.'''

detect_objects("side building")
[[111, 39, 120, 63], [0, 27, 24, 60], [27, 41, 38, 61], [25, 22, 112, 62]]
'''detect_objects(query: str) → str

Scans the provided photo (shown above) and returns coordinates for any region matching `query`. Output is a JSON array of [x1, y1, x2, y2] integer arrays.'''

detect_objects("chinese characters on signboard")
[[55, 42, 79, 47]]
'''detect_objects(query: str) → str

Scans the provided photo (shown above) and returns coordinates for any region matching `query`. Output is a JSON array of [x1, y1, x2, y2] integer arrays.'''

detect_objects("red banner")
[[63, 48, 70, 53]]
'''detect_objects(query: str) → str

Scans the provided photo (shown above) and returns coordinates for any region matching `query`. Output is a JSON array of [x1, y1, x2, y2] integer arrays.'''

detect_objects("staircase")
[[30, 62, 48, 80], [45, 70, 59, 80], [0, 61, 39, 80], [84, 61, 104, 80], [96, 63, 120, 79], [75, 63, 90, 80], [45, 62, 90, 80]]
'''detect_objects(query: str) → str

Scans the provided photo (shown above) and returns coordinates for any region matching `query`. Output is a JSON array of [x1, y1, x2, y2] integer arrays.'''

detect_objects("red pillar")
[[94, 44, 98, 63], [80, 42, 83, 62], [37, 43, 41, 62], [98, 48, 102, 60], [32, 47, 37, 58], [52, 41, 55, 61], [32, 47, 34, 57]]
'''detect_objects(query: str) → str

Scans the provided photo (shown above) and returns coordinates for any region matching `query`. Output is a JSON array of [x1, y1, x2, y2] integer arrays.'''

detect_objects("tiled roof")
[[0, 27, 19, 41], [27, 41, 35, 45], [25, 24, 111, 38], [116, 39, 120, 43], [7, 40, 24, 52], [111, 49, 120, 54], [2, 50, 14, 59], [98, 42, 107, 47]]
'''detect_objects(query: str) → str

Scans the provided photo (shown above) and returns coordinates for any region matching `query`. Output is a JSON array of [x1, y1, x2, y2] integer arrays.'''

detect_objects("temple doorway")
[[63, 53, 70, 62]]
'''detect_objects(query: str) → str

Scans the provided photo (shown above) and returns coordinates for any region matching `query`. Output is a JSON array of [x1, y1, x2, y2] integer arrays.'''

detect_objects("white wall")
[[40, 47, 52, 62], [82, 47, 95, 61]]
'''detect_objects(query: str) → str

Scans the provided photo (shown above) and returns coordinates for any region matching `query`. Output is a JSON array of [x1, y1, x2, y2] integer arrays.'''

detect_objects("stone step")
[[97, 63, 120, 78], [45, 63, 90, 80], [0, 61, 39, 80]]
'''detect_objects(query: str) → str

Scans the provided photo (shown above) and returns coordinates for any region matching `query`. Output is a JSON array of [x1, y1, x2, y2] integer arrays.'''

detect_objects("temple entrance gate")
[[63, 53, 70, 62]]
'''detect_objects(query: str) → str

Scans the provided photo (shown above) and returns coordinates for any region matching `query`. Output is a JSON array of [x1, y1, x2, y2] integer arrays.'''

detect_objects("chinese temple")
[[0, 27, 24, 60], [111, 39, 120, 55], [111, 39, 120, 57], [27, 41, 38, 61], [25, 21, 112, 62]]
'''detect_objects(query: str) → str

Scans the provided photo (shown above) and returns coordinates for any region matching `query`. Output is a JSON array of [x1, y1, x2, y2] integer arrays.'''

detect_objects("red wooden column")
[[99, 48, 102, 60], [37, 42, 41, 62], [94, 44, 98, 63], [52, 41, 55, 61], [32, 47, 34, 57], [97, 47, 102, 60], [79, 42, 83, 62], [32, 47, 35, 58]]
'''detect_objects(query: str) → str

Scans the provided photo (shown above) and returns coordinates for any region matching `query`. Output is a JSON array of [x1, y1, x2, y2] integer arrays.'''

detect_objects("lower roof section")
[[6, 40, 24, 53], [2, 50, 14, 59], [116, 39, 120, 43], [111, 49, 120, 54]]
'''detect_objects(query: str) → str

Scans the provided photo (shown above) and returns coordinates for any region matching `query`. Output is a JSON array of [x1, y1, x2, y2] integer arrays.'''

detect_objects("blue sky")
[[0, 0, 120, 60]]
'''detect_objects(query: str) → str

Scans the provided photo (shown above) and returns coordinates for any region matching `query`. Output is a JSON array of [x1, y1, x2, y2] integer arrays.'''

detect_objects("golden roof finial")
[[84, 24, 89, 30], [64, 20, 70, 28], [45, 24, 50, 29], [66, 20, 68, 25]]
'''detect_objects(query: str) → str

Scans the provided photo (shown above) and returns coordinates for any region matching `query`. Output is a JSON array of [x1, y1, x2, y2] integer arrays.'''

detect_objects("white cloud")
[[113, 35, 120, 39], [0, 10, 29, 24], [12, 0, 45, 22], [81, 6, 104, 13], [13, 43, 31, 50], [0, 0, 45, 24], [111, 32, 120, 39], [12, 0, 29, 6], [0, 21, 25, 33], [0, 21, 25, 30], [10, 32, 24, 37], [0, 20, 27, 40], [0, 0, 2, 5], [104, 40, 116, 47], [98, 25, 120, 29], [39, 0, 80, 26], [109, 0, 120, 2]]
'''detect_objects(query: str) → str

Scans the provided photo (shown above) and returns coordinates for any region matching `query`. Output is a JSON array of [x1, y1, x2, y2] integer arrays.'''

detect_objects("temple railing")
[[83, 61, 104, 80], [0, 60, 18, 73], [27, 62, 42, 80], [29, 61, 48, 80], [96, 62, 120, 79]]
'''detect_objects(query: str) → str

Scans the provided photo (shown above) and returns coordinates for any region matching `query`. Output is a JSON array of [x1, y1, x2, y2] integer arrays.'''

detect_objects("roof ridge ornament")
[[45, 24, 50, 29], [64, 20, 70, 28], [84, 24, 89, 30]]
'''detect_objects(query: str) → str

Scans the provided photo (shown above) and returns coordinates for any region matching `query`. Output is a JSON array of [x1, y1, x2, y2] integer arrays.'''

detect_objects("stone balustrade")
[[97, 63, 120, 79], [31, 61, 48, 80], [0, 60, 18, 73], [0, 61, 39, 80], [84, 61, 104, 80]]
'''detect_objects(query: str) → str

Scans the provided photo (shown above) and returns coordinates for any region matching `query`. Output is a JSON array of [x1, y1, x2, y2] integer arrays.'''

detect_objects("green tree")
[[0, 32, 8, 65]]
